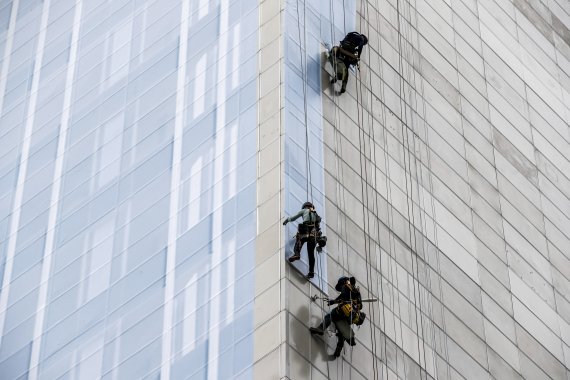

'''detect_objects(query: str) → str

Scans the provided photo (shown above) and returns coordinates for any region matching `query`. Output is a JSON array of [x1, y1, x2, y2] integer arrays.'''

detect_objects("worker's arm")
[[283, 209, 305, 225], [328, 295, 342, 305], [338, 47, 359, 60]]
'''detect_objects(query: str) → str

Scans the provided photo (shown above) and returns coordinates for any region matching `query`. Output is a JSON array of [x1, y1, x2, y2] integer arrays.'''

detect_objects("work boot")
[[288, 255, 300, 262], [348, 337, 356, 346], [309, 327, 323, 335], [307, 272, 314, 279], [333, 346, 342, 358], [340, 86, 346, 94], [330, 77, 337, 84]]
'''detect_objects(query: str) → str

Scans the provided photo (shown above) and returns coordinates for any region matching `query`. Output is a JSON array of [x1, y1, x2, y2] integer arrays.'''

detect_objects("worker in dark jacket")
[[309, 276, 366, 357], [283, 202, 324, 279], [329, 32, 368, 93]]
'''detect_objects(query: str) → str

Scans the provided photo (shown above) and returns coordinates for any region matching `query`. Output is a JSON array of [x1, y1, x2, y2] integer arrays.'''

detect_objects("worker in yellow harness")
[[283, 202, 326, 279], [310, 276, 366, 357]]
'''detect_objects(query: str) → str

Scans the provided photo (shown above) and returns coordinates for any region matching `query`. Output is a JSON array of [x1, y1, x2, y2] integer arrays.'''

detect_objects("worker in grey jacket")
[[283, 202, 326, 279]]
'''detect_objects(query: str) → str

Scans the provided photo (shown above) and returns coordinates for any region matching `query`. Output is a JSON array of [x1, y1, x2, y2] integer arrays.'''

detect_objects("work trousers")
[[293, 232, 317, 273], [335, 61, 349, 92], [330, 51, 349, 92], [317, 308, 344, 331], [317, 310, 355, 351]]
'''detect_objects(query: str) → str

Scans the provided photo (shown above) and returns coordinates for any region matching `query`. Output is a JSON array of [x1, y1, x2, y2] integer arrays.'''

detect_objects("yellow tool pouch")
[[339, 303, 352, 317], [339, 301, 362, 324], [351, 311, 361, 324]]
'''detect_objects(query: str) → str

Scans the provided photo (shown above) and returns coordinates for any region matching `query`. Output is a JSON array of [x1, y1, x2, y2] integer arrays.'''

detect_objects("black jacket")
[[340, 32, 368, 62], [332, 283, 362, 309]]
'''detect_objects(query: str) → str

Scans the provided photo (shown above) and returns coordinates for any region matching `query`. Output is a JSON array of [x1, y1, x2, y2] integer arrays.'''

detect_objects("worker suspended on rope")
[[283, 202, 326, 279], [329, 32, 368, 93], [309, 276, 366, 358]]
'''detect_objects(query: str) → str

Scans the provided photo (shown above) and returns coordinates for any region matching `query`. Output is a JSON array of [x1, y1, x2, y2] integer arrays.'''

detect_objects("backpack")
[[341, 32, 365, 53]]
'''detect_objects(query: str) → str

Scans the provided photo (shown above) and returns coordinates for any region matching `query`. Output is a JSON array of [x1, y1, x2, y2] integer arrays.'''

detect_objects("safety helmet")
[[302, 201, 314, 209], [335, 276, 356, 291], [335, 277, 349, 291]]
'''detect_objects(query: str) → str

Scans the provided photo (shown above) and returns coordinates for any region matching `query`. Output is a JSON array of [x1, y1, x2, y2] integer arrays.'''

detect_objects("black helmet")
[[302, 201, 314, 209], [335, 276, 356, 291], [335, 276, 349, 291]]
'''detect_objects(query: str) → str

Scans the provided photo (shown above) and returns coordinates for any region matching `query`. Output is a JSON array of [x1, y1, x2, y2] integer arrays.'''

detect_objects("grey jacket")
[[286, 209, 318, 224]]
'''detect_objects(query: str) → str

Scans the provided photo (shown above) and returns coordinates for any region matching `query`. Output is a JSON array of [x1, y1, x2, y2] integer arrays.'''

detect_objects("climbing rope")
[[393, 0, 435, 375], [356, 3, 390, 379], [327, 0, 354, 368], [352, 12, 383, 379], [393, 0, 450, 376], [364, 2, 401, 378], [405, 0, 451, 373], [363, 1, 407, 376], [362, 1, 393, 376], [355, 0, 440, 377], [294, 0, 313, 204], [328, 0, 352, 287]]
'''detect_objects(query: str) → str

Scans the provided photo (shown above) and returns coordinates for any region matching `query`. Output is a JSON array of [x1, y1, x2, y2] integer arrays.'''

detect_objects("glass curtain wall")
[[0, 0, 257, 378]]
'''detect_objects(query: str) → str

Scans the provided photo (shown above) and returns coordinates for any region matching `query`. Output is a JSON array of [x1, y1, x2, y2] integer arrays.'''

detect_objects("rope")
[[354, 18, 376, 380], [364, 0, 407, 376], [293, 0, 334, 377], [393, 0, 451, 376], [394, 0, 433, 374], [328, 0, 355, 321], [352, 0, 434, 377], [364, 0, 392, 377], [328, 0, 355, 370], [399, 0, 444, 376], [352, 10, 382, 378], [406, 0, 452, 372], [356, 2, 391, 379], [401, 0, 449, 376], [295, 0, 313, 203]]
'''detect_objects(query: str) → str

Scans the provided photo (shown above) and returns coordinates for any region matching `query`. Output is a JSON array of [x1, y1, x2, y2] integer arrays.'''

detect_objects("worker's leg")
[[307, 236, 316, 276], [310, 312, 333, 335], [333, 331, 344, 357], [289, 233, 304, 262], [340, 63, 349, 93], [335, 61, 345, 84], [330, 47, 340, 83], [335, 319, 354, 343]]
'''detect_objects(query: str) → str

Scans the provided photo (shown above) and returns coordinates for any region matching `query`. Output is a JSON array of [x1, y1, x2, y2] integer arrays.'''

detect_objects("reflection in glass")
[[0, 0, 258, 378]]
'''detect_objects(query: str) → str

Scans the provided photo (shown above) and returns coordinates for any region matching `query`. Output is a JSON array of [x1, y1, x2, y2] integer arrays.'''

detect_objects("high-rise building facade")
[[1, 0, 570, 379], [0, 0, 258, 378]]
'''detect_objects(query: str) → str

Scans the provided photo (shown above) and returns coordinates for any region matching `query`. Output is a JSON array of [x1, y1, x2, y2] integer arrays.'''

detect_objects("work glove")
[[283, 219, 289, 225], [327, 299, 336, 306]]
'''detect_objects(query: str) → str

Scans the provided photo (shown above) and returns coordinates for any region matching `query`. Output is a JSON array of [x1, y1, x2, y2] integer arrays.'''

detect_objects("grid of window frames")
[[0, 0, 258, 378]]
